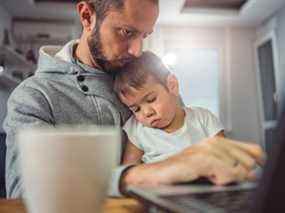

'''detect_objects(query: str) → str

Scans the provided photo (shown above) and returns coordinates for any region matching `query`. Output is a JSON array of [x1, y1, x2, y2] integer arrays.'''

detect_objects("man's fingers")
[[205, 145, 237, 167], [227, 147, 256, 171], [205, 157, 249, 186], [231, 142, 265, 166], [208, 140, 255, 170], [233, 163, 250, 182], [212, 137, 265, 166], [246, 171, 258, 182]]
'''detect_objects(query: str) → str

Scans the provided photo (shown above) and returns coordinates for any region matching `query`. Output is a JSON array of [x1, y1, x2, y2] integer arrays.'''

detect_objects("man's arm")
[[4, 85, 54, 198], [4, 84, 136, 198], [120, 136, 264, 194]]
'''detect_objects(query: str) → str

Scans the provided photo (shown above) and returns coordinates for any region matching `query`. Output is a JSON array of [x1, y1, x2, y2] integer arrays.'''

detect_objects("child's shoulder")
[[123, 115, 146, 131], [185, 106, 217, 123], [124, 115, 138, 129], [185, 106, 214, 116]]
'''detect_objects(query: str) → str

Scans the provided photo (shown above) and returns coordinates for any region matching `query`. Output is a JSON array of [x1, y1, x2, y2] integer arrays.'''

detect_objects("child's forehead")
[[120, 81, 160, 102], [124, 84, 152, 97]]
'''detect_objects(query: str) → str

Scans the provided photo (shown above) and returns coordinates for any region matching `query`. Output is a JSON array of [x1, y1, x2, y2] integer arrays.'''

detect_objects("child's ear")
[[166, 74, 179, 96]]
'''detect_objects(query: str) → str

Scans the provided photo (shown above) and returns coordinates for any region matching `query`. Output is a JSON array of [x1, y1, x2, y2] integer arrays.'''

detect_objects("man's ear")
[[76, 1, 96, 32], [166, 74, 179, 96]]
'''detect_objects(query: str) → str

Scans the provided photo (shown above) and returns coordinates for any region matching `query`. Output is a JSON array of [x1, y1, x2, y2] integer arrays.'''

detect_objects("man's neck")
[[74, 35, 101, 70]]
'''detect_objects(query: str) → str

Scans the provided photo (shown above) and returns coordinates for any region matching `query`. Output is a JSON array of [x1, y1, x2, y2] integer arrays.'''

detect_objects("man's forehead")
[[107, 0, 158, 33]]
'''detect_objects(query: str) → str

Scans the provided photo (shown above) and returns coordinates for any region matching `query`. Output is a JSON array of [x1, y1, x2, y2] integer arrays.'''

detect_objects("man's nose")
[[128, 37, 143, 58]]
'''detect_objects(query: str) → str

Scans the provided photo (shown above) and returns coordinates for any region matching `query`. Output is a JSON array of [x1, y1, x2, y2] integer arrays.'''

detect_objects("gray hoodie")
[[3, 40, 131, 198]]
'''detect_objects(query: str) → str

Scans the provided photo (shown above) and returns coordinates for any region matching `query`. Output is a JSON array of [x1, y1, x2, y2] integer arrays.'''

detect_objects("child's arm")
[[123, 140, 144, 165]]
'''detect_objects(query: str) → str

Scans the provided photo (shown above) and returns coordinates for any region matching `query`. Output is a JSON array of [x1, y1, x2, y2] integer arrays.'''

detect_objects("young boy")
[[114, 51, 225, 164]]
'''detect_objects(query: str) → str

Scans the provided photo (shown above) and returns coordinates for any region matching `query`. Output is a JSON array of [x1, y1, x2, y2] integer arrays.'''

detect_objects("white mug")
[[18, 126, 120, 213]]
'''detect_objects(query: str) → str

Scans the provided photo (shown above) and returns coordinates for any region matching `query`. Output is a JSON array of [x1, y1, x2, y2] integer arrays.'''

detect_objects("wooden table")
[[0, 198, 145, 213]]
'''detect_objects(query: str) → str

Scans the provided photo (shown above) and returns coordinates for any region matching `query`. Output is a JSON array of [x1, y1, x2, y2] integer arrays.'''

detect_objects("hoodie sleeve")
[[3, 84, 55, 198], [4, 83, 134, 198]]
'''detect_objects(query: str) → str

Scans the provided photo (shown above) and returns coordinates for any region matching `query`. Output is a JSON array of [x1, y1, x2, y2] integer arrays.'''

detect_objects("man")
[[4, 0, 263, 198]]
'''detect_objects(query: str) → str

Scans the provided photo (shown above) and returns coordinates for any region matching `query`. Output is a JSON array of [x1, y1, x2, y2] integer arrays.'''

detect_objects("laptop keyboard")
[[163, 190, 253, 213]]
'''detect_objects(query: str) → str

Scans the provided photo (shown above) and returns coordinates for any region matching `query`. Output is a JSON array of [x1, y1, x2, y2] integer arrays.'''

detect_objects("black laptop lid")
[[252, 106, 285, 212]]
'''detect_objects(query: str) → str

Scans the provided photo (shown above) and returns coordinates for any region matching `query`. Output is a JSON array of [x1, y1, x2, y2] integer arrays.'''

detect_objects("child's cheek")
[[155, 104, 163, 115], [137, 114, 146, 124]]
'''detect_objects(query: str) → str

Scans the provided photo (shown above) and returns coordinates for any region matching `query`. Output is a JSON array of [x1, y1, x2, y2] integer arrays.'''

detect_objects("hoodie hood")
[[36, 40, 107, 77], [34, 40, 122, 103], [36, 40, 79, 75]]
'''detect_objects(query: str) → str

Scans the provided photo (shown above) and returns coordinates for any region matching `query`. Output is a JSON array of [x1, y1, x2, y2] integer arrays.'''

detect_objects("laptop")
[[127, 110, 285, 213]]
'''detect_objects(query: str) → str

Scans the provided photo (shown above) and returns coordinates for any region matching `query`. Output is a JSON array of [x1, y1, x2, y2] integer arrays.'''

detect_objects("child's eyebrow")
[[142, 92, 156, 102], [127, 92, 155, 108]]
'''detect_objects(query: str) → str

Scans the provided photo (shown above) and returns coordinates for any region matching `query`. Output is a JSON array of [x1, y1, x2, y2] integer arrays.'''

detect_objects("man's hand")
[[173, 137, 264, 185], [121, 137, 264, 190]]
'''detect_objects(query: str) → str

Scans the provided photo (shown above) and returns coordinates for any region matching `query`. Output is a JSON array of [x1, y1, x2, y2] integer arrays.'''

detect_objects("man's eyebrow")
[[121, 25, 139, 32], [122, 25, 153, 35]]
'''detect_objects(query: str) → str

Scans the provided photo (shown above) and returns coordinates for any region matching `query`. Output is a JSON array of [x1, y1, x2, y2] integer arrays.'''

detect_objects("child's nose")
[[143, 107, 155, 118]]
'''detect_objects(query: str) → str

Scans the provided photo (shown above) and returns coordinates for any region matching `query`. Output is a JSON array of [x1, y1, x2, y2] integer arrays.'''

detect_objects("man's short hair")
[[114, 51, 171, 96], [77, 0, 124, 20], [77, 0, 158, 20]]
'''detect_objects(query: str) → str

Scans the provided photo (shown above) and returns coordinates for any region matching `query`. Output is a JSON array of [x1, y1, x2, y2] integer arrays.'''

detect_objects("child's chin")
[[148, 123, 160, 129], [151, 122, 168, 129]]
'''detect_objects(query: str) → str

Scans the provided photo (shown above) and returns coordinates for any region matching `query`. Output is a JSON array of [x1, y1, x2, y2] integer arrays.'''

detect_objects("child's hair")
[[114, 51, 170, 96]]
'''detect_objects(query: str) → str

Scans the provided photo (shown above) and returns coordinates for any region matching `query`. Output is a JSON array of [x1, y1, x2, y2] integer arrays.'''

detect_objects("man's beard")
[[87, 21, 134, 73]]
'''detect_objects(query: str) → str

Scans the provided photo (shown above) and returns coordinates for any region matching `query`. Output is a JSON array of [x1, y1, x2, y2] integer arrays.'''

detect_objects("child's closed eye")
[[147, 96, 156, 103]]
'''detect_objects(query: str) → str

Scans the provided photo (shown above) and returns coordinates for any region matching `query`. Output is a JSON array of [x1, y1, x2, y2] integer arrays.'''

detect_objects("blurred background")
[[0, 0, 284, 196]]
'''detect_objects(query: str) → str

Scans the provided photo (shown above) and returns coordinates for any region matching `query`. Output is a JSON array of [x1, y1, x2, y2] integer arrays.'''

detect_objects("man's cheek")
[[114, 38, 129, 54]]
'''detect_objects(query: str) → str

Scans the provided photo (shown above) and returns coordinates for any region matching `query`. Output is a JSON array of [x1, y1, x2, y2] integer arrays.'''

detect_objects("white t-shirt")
[[123, 107, 224, 163]]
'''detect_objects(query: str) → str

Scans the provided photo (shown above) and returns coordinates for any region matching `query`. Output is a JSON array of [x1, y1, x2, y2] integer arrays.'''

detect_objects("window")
[[166, 48, 220, 116], [255, 30, 280, 152]]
